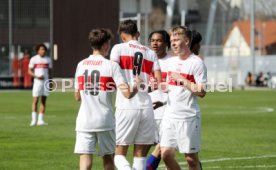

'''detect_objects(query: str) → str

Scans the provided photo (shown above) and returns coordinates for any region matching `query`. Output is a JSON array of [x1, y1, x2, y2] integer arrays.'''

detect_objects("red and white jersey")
[[110, 40, 160, 109], [164, 54, 207, 120], [74, 55, 126, 132], [149, 54, 171, 119], [28, 55, 52, 81]]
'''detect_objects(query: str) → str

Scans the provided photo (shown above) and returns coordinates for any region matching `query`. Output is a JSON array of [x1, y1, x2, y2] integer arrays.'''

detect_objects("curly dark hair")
[[148, 30, 171, 49], [35, 43, 47, 52]]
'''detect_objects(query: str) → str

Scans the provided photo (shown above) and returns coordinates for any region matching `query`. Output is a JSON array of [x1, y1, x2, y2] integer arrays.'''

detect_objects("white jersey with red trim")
[[164, 54, 207, 120], [149, 54, 171, 119], [110, 40, 160, 109], [74, 55, 126, 132], [28, 55, 52, 81]]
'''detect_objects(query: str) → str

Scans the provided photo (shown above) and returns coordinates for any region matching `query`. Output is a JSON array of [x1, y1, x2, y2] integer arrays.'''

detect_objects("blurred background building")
[[1, 0, 276, 89]]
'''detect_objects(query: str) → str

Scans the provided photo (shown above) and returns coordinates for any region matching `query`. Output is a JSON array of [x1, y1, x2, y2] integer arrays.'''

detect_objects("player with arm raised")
[[28, 43, 52, 126], [74, 28, 141, 170], [110, 20, 162, 170]]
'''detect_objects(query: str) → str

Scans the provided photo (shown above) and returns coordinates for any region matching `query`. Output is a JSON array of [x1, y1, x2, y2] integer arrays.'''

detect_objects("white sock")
[[114, 155, 131, 170], [132, 157, 146, 170], [38, 113, 44, 122], [31, 112, 37, 121]]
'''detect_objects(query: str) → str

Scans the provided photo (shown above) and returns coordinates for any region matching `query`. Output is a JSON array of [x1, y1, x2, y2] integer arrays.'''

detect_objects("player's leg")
[[160, 118, 181, 170], [178, 118, 202, 170], [115, 109, 140, 170], [74, 132, 96, 170], [133, 108, 155, 170], [146, 119, 162, 170], [133, 144, 151, 170], [114, 145, 131, 170], [161, 147, 181, 170], [185, 153, 202, 170], [146, 144, 161, 170], [30, 96, 39, 126], [103, 154, 114, 170], [97, 130, 116, 170], [37, 96, 47, 125], [32, 96, 39, 113], [80, 154, 93, 170]]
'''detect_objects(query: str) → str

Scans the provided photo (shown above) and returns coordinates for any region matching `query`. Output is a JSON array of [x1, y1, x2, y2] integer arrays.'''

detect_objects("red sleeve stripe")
[[119, 55, 154, 75], [168, 71, 196, 86], [34, 64, 49, 68], [77, 76, 116, 91]]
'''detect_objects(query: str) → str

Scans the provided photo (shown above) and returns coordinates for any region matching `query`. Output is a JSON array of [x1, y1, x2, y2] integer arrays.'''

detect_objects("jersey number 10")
[[83, 69, 100, 96]]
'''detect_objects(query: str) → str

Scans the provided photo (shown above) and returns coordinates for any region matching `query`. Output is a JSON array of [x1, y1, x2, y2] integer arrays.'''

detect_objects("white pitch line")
[[0, 114, 57, 120], [159, 155, 276, 169], [203, 165, 276, 169], [196, 155, 276, 164], [160, 165, 276, 170]]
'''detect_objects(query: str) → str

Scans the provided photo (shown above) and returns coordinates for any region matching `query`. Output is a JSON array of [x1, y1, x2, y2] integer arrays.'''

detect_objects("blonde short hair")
[[170, 26, 192, 42]]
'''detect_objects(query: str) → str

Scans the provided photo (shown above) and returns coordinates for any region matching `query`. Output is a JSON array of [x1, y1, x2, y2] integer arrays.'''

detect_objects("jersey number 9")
[[133, 52, 143, 76]]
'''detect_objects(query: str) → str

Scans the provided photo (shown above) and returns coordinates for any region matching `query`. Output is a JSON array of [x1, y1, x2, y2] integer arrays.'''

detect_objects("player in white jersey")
[[74, 28, 141, 170], [146, 30, 171, 170], [110, 20, 162, 170], [28, 44, 52, 126], [160, 26, 207, 170]]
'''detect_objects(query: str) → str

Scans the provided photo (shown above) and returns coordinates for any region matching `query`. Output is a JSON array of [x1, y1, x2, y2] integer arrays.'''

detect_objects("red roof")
[[224, 20, 276, 47]]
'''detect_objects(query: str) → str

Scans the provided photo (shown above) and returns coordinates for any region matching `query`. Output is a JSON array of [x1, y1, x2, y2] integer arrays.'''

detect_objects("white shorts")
[[32, 80, 49, 97], [115, 108, 155, 145], [74, 130, 115, 156], [154, 119, 162, 143], [160, 118, 201, 154]]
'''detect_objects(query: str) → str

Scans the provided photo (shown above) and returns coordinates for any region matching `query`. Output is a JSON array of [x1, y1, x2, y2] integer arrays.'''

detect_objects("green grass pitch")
[[0, 90, 276, 169]]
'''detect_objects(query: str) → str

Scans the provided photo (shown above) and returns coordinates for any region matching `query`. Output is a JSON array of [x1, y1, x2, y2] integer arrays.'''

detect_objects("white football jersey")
[[74, 55, 126, 132], [28, 55, 52, 81], [149, 54, 171, 119], [110, 40, 160, 109], [164, 54, 207, 120]]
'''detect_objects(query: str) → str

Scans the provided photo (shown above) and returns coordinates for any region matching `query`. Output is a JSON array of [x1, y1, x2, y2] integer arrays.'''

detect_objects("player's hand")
[[135, 74, 143, 84], [135, 74, 146, 90], [170, 72, 182, 80], [152, 101, 163, 110], [36, 75, 45, 80], [149, 77, 158, 90]]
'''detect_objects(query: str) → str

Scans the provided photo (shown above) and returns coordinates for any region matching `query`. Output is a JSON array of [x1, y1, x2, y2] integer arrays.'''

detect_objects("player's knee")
[[185, 156, 198, 168], [33, 98, 39, 104], [80, 162, 92, 170], [161, 150, 173, 162], [103, 154, 114, 165]]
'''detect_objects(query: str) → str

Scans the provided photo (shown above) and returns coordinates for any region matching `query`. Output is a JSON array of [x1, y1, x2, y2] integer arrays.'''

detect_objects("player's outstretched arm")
[[75, 90, 81, 101], [170, 72, 206, 98], [154, 70, 162, 85]]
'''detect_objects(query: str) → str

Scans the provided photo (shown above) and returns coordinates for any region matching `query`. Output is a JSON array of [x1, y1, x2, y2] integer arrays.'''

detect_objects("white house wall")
[[223, 26, 251, 57]]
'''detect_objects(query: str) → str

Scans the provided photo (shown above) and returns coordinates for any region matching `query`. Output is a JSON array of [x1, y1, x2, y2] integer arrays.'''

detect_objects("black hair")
[[35, 43, 47, 52], [118, 19, 138, 36], [148, 30, 171, 49], [190, 30, 202, 49]]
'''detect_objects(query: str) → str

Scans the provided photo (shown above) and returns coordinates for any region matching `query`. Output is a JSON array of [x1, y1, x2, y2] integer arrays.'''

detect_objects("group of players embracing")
[[73, 20, 207, 170]]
